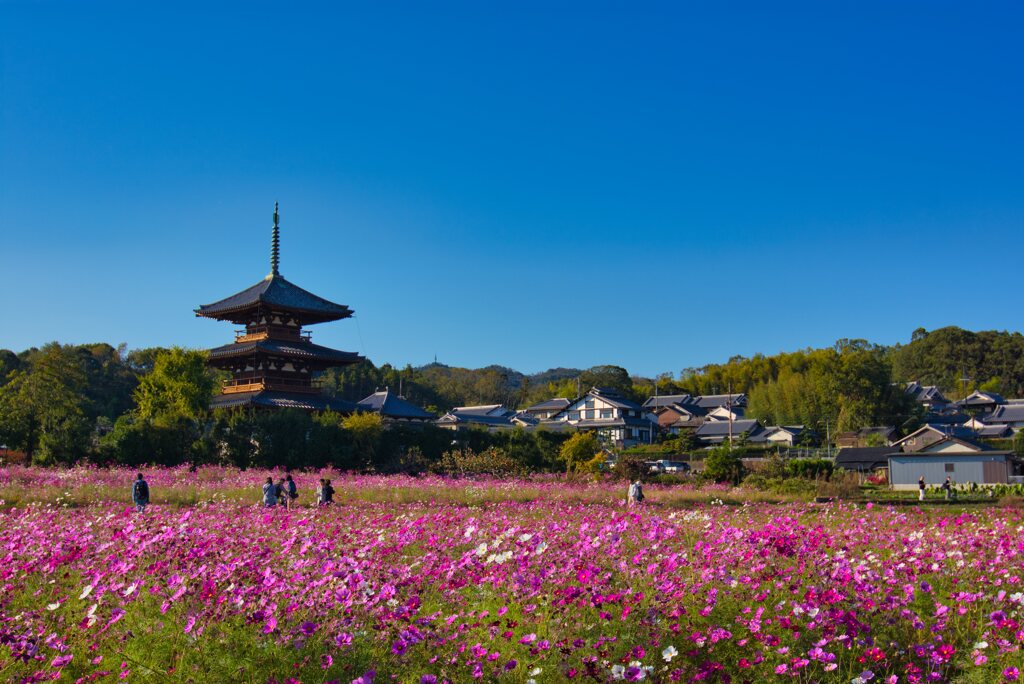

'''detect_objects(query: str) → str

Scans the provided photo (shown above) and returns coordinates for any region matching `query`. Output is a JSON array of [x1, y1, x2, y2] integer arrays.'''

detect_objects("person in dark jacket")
[[132, 473, 150, 513], [285, 474, 298, 507]]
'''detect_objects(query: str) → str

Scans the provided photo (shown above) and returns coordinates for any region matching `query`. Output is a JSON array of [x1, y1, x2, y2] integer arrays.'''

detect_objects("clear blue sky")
[[2, 2, 1022, 377]]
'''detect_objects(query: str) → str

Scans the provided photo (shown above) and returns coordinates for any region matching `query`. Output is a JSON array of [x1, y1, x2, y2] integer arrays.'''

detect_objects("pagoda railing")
[[235, 327, 313, 343], [222, 377, 322, 395]]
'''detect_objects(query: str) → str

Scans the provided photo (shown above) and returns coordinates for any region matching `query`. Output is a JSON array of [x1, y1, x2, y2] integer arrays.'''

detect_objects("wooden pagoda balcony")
[[221, 377, 322, 394], [235, 326, 313, 343]]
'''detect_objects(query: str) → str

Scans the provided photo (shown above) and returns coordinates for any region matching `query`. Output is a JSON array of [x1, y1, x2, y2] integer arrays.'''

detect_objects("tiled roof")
[[196, 275, 353, 324], [689, 393, 747, 409], [985, 404, 1024, 423], [643, 394, 691, 409], [959, 390, 1005, 407], [208, 338, 362, 365], [357, 390, 435, 420], [451, 405, 514, 418], [695, 419, 761, 437], [437, 412, 516, 427], [835, 446, 892, 471], [525, 398, 572, 411]]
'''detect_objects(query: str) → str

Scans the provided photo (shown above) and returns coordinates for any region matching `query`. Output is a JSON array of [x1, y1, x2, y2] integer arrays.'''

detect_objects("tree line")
[[1, 326, 1022, 466]]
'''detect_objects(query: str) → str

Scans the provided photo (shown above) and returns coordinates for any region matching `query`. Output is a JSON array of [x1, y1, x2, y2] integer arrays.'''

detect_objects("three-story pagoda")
[[196, 204, 361, 411]]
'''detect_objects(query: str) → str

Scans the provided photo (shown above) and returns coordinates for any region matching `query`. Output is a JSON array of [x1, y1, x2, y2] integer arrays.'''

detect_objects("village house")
[[436, 404, 520, 432], [694, 418, 765, 446], [547, 387, 657, 447], [705, 404, 745, 422], [763, 425, 811, 447], [653, 402, 706, 434], [983, 403, 1024, 431], [357, 389, 436, 423], [522, 398, 571, 420], [834, 446, 891, 476], [888, 435, 1017, 488], [891, 424, 978, 452], [957, 390, 1005, 413], [905, 381, 948, 409]]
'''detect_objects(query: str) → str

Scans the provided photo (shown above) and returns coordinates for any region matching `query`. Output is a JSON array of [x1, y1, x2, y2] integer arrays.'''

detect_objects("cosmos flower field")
[[2, 467, 1024, 683]]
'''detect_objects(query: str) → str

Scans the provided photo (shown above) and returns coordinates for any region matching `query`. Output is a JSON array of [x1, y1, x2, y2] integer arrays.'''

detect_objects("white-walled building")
[[547, 387, 657, 447]]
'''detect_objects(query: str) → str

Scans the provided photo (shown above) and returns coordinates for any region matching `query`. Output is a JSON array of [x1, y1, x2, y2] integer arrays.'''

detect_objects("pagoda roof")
[[196, 274, 353, 324], [208, 338, 362, 365], [210, 390, 357, 412]]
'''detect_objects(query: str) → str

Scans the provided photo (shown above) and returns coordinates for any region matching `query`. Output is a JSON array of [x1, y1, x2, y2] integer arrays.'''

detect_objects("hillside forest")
[[1, 326, 1022, 468]]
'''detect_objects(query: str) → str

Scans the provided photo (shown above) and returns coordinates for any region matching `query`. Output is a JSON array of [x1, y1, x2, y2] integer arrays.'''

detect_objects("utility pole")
[[727, 381, 734, 449]]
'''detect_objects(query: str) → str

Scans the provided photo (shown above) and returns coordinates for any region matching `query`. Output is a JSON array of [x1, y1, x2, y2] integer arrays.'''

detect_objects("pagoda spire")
[[270, 201, 280, 277]]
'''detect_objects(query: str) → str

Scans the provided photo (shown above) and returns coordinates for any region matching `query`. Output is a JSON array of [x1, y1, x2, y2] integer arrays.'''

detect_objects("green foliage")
[[342, 411, 385, 469], [703, 446, 743, 484], [1014, 430, 1024, 458], [100, 413, 200, 467], [558, 432, 601, 473], [785, 458, 833, 479], [890, 327, 1024, 398], [613, 454, 649, 482], [134, 348, 215, 424], [745, 342, 911, 433], [0, 343, 91, 464], [431, 447, 526, 477]]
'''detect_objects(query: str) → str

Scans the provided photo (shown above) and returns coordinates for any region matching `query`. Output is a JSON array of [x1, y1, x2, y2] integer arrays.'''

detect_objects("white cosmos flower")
[[610, 664, 626, 680], [662, 645, 678, 661]]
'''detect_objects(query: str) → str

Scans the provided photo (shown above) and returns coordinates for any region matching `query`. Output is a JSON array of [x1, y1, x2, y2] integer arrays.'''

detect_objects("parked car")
[[649, 459, 691, 474]]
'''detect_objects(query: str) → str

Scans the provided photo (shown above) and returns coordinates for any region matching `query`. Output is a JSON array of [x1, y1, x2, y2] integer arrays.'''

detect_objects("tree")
[[0, 343, 91, 464], [134, 348, 215, 424], [558, 431, 601, 472], [703, 446, 743, 484], [343, 411, 385, 469], [579, 366, 632, 396]]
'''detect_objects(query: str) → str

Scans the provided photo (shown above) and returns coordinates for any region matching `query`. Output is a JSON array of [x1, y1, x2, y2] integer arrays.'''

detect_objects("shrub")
[[704, 447, 743, 484], [613, 454, 649, 482], [786, 458, 833, 480], [431, 447, 526, 478]]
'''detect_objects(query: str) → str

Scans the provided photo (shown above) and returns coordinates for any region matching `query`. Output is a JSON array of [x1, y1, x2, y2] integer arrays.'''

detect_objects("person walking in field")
[[315, 478, 326, 506], [262, 477, 278, 507], [627, 480, 645, 506], [942, 476, 952, 500], [324, 478, 335, 504], [132, 473, 150, 513], [918, 476, 926, 501]]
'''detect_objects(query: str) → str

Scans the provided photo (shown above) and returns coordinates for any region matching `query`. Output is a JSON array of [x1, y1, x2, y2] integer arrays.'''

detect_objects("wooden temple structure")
[[196, 204, 362, 411]]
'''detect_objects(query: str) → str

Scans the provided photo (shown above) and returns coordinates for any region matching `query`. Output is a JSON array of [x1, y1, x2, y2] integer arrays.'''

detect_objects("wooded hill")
[[2, 326, 1022, 464]]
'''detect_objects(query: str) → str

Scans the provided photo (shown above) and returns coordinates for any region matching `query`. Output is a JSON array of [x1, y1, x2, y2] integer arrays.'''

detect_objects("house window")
[[600, 409, 613, 419], [568, 411, 580, 421], [944, 463, 955, 473], [585, 399, 595, 408], [584, 410, 595, 420]]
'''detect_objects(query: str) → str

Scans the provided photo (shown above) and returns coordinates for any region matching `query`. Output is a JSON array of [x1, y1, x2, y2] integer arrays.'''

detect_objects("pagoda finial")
[[270, 201, 280, 277]]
